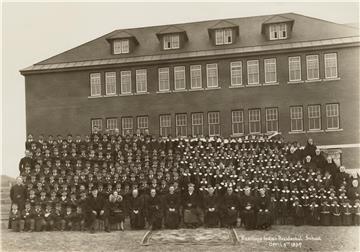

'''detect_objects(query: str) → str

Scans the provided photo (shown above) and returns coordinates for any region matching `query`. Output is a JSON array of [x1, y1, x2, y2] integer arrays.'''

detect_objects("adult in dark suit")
[[86, 187, 110, 233]]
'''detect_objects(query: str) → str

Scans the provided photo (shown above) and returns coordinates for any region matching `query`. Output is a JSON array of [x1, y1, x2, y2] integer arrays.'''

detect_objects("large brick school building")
[[20, 13, 359, 169]]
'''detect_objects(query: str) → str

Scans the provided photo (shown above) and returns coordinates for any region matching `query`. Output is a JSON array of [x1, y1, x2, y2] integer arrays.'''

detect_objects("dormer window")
[[215, 29, 233, 45], [261, 15, 294, 41], [163, 34, 180, 50], [113, 39, 129, 54], [106, 31, 138, 55], [269, 24, 287, 40]]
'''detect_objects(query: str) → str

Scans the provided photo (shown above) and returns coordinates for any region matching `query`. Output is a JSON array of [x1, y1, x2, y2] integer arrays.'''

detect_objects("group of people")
[[8, 129, 360, 233]]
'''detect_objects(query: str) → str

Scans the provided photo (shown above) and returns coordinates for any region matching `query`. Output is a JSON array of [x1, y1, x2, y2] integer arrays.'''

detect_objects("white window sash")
[[105, 72, 116, 95], [136, 69, 147, 93], [90, 73, 101, 96], [231, 61, 242, 86], [190, 65, 202, 89], [289, 57, 302, 81], [264, 59, 277, 83], [158, 68, 170, 91], [206, 64, 218, 88], [324, 53, 338, 79], [174, 66, 186, 90], [306, 55, 319, 80], [120, 71, 132, 94], [247, 60, 259, 85]]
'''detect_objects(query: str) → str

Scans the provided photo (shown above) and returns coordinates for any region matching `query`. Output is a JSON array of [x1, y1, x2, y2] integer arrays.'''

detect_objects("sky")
[[2, 2, 359, 178]]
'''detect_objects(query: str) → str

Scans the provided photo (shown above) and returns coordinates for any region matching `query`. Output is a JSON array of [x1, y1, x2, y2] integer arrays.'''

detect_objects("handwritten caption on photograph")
[[239, 234, 321, 249]]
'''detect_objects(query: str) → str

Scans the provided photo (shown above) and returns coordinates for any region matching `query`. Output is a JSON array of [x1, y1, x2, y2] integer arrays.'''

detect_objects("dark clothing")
[[146, 195, 162, 230], [256, 195, 272, 229], [163, 192, 180, 229], [241, 194, 257, 229], [203, 194, 219, 227], [10, 184, 27, 211], [221, 193, 239, 227], [128, 196, 145, 229]]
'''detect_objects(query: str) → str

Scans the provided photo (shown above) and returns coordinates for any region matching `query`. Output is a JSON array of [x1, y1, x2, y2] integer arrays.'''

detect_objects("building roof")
[[21, 12, 359, 74]]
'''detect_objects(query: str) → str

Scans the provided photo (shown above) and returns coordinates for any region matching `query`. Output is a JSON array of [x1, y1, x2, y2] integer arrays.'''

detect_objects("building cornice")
[[20, 36, 360, 75]]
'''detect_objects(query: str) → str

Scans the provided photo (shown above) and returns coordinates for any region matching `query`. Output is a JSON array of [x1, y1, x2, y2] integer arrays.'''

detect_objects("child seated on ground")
[[9, 203, 24, 232]]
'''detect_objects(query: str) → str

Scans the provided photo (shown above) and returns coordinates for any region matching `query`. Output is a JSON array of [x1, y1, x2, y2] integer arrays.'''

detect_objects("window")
[[105, 72, 116, 95], [91, 119, 102, 133], [266, 108, 278, 133], [174, 66, 186, 90], [175, 114, 187, 137], [136, 69, 147, 93], [308, 105, 321, 130], [306, 55, 319, 80], [159, 68, 170, 91], [121, 71, 132, 94], [137, 116, 149, 133], [264, 58, 277, 84], [113, 39, 129, 54], [106, 118, 117, 131], [90, 73, 101, 96], [160, 115, 171, 137], [325, 53, 338, 79], [247, 60, 259, 85], [269, 23, 287, 40], [121, 117, 133, 136], [249, 109, 261, 134], [290, 106, 303, 132], [206, 64, 218, 88], [208, 112, 220, 136], [190, 65, 202, 89], [231, 62, 242, 86], [289, 56, 301, 81], [232, 110, 244, 135], [215, 29, 233, 45], [326, 104, 340, 129], [163, 34, 180, 50], [192, 113, 203, 136]]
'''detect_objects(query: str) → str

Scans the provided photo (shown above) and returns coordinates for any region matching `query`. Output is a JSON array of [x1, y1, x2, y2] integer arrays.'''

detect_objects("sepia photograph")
[[1, 1, 360, 251]]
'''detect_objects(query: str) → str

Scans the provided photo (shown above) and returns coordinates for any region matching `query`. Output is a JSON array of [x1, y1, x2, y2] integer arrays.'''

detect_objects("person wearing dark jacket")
[[146, 188, 163, 230], [241, 186, 257, 230], [221, 187, 239, 228], [303, 138, 317, 158], [256, 188, 271, 230], [182, 183, 202, 228], [10, 177, 27, 211], [163, 185, 181, 229], [128, 189, 145, 230], [86, 187, 110, 233], [203, 186, 220, 227]]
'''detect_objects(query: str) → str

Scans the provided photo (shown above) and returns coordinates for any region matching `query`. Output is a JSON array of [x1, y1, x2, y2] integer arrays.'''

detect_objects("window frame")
[[264, 58, 277, 84], [91, 118, 103, 133], [248, 109, 261, 134], [308, 105, 322, 131], [121, 117, 134, 136], [265, 107, 279, 133], [231, 110, 244, 135], [163, 34, 180, 50], [136, 69, 147, 93], [137, 116, 149, 133], [325, 103, 340, 130], [215, 28, 233, 45], [90, 73, 101, 97], [159, 114, 172, 137], [288, 56, 302, 82], [106, 118, 118, 131], [120, 71, 132, 94], [247, 60, 260, 85], [269, 23, 287, 40], [105, 72, 116, 95], [158, 68, 170, 91], [191, 113, 204, 137], [306, 55, 320, 81], [174, 66, 186, 90], [290, 106, 304, 132], [230, 61, 243, 86], [324, 53, 338, 79], [206, 63, 218, 88], [113, 39, 130, 54], [208, 111, 220, 136], [190, 65, 202, 89], [175, 113, 188, 137]]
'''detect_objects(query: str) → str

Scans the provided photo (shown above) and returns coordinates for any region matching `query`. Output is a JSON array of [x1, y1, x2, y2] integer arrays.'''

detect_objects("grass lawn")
[[1, 225, 359, 252]]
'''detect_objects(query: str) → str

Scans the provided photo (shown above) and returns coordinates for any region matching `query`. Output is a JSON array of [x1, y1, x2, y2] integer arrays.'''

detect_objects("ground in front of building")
[[1, 225, 359, 252]]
